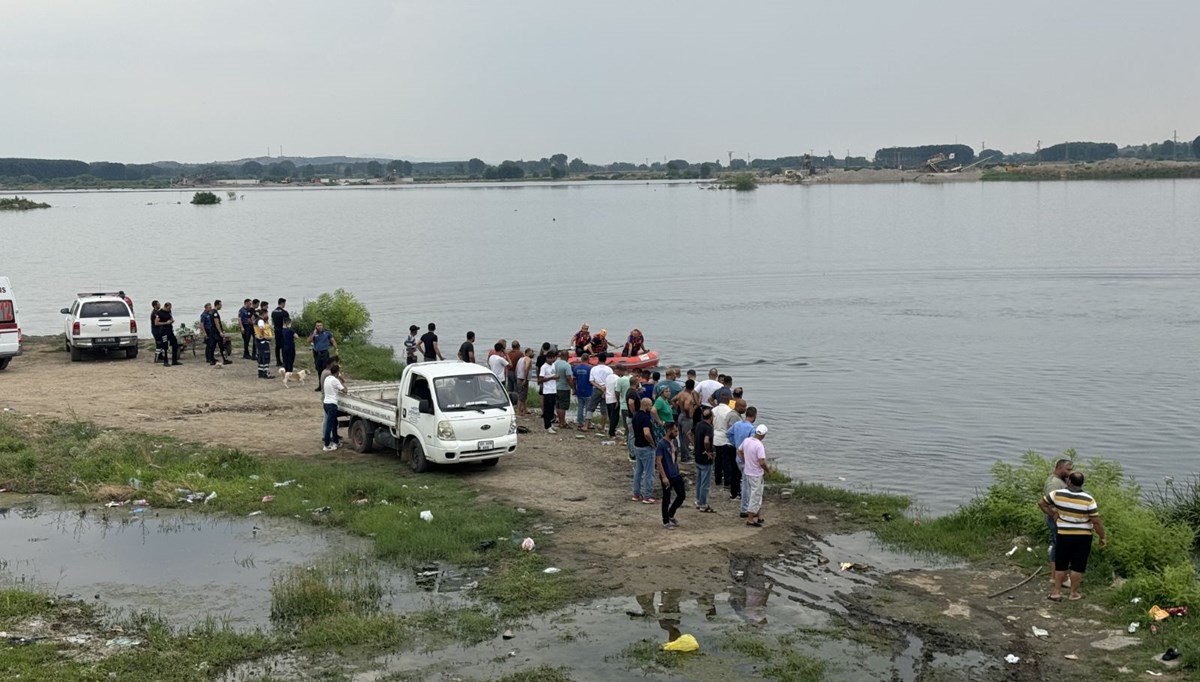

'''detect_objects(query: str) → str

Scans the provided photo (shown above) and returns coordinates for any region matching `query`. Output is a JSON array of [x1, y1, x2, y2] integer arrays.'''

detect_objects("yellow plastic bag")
[[1149, 605, 1170, 621], [662, 634, 699, 652]]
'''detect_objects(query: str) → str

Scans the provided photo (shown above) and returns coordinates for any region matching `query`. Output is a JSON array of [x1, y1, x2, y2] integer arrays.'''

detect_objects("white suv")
[[61, 293, 139, 361]]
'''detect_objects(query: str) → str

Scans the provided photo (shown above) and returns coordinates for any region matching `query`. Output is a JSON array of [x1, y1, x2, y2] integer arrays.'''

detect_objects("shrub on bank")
[[338, 340, 406, 381], [294, 288, 371, 341], [877, 450, 1199, 608]]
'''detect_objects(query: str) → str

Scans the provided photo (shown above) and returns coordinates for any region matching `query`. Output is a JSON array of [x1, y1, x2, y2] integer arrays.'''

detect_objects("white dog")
[[279, 368, 309, 387]]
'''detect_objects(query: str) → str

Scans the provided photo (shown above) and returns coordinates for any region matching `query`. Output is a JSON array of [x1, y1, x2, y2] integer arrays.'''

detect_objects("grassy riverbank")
[[983, 159, 1200, 181], [0, 413, 588, 679]]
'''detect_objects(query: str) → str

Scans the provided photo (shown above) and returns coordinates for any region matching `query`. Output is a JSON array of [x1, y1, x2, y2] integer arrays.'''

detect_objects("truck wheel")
[[349, 419, 375, 454], [70, 345, 82, 362], [0, 358, 9, 371], [404, 439, 429, 473], [126, 347, 139, 359], [481, 458, 499, 467]]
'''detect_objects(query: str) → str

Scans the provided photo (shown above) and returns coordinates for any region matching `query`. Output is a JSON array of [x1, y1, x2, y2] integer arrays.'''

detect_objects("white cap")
[[755, 424, 768, 436]]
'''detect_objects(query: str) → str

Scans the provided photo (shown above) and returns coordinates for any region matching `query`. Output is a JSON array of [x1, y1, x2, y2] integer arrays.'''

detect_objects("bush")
[[1150, 474, 1200, 549], [724, 173, 757, 191], [337, 340, 405, 381], [294, 289, 371, 341], [190, 191, 220, 205]]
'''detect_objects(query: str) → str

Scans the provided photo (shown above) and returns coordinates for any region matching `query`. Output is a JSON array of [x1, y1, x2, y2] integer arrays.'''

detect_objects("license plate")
[[95, 337, 116, 343], [477, 440, 494, 450]]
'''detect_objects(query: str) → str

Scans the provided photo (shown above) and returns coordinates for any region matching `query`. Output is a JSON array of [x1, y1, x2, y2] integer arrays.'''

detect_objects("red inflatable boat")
[[567, 349, 660, 370]]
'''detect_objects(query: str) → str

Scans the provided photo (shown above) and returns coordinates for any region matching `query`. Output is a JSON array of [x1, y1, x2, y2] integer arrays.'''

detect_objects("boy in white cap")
[[739, 424, 770, 527]]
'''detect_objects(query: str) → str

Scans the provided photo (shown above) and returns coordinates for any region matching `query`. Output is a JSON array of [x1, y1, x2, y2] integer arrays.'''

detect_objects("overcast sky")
[[2, 0, 1195, 164]]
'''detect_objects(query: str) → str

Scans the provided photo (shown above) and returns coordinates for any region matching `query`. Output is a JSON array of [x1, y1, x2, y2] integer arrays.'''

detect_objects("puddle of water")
[[228, 532, 995, 681], [0, 494, 466, 630]]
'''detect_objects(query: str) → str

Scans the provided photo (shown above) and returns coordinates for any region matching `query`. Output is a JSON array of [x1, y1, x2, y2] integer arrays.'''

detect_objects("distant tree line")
[[3, 135, 1199, 186]]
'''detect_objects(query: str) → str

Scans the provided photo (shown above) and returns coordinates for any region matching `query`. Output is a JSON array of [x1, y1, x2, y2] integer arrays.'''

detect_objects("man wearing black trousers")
[[156, 302, 181, 367], [270, 298, 289, 367], [239, 299, 255, 359]]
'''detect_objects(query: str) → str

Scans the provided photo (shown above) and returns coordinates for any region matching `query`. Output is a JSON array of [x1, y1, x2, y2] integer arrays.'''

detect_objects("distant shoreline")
[[4, 159, 1200, 193]]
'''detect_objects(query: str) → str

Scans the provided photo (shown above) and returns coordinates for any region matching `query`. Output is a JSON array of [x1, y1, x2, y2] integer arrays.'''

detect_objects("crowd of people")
[[145, 297, 339, 387]]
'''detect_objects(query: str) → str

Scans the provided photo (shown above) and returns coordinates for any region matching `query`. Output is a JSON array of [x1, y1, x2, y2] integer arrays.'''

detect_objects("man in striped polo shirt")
[[1038, 471, 1109, 602]]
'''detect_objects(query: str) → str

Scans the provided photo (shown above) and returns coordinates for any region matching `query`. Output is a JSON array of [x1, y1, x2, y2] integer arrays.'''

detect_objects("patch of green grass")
[[296, 613, 410, 650], [0, 589, 53, 621], [270, 554, 384, 625], [622, 638, 696, 670], [786, 480, 911, 523], [477, 552, 592, 619], [493, 666, 576, 682], [337, 340, 406, 381], [722, 632, 824, 682]]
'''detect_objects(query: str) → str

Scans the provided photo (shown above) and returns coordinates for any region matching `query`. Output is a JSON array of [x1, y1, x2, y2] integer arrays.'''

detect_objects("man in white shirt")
[[590, 356, 614, 433], [696, 367, 722, 405], [711, 400, 738, 489], [537, 348, 560, 433], [604, 365, 622, 438], [487, 341, 509, 381], [321, 361, 347, 451]]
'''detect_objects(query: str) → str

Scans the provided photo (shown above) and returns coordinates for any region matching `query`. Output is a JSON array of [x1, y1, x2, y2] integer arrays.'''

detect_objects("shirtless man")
[[672, 379, 699, 456]]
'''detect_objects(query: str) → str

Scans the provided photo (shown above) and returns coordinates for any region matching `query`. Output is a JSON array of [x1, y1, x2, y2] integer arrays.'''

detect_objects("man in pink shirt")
[[738, 424, 770, 527]]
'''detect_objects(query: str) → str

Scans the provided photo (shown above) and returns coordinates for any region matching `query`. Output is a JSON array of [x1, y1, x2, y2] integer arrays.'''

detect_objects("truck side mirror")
[[418, 399, 433, 415], [60, 308, 71, 315]]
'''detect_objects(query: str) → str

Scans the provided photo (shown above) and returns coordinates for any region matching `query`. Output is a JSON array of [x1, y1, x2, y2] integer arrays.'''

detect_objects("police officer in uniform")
[[156, 302, 181, 367]]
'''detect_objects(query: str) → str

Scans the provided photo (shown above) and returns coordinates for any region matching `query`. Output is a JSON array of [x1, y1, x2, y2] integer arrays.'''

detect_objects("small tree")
[[294, 289, 372, 341], [191, 191, 221, 205]]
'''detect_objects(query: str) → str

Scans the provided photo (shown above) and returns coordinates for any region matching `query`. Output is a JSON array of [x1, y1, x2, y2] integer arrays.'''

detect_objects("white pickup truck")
[[337, 361, 517, 472]]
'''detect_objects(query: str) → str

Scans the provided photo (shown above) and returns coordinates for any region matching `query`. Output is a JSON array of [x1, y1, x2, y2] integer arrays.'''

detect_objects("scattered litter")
[[1131, 597, 1142, 604], [1128, 623, 1140, 633], [601, 440, 616, 446], [1004, 654, 1020, 664], [1031, 626, 1049, 638], [128, 478, 142, 490], [1026, 547, 1033, 552], [520, 537, 535, 551], [352, 498, 369, 505], [1005, 546, 1019, 557], [260, 495, 274, 503], [839, 562, 870, 572], [1162, 647, 1181, 662], [203, 491, 217, 504], [516, 507, 527, 514], [65, 634, 90, 645], [310, 506, 331, 517], [806, 515, 818, 521], [377, 499, 390, 505], [248, 475, 260, 480], [502, 629, 514, 640], [543, 567, 561, 574], [419, 510, 433, 522], [1063, 654, 1079, 661], [734, 570, 745, 578], [1166, 606, 1188, 617], [837, 476, 847, 481], [1149, 605, 1170, 621], [462, 580, 478, 590], [132, 499, 148, 507], [273, 480, 295, 488], [106, 637, 141, 647], [248, 511, 264, 517], [131, 507, 147, 514], [7, 635, 38, 646], [575, 434, 586, 439], [663, 634, 699, 652], [1146, 672, 1162, 677], [104, 501, 125, 508]]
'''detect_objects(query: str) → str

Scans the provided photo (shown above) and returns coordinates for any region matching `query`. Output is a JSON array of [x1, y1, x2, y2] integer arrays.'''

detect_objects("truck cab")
[[338, 361, 518, 472]]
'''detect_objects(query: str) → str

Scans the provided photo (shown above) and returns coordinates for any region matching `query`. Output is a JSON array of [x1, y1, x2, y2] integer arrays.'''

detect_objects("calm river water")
[[3, 180, 1198, 511]]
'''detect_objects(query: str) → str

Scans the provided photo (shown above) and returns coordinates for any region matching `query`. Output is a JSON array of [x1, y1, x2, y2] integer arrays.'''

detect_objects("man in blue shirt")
[[727, 404, 757, 516], [238, 299, 255, 359], [200, 303, 219, 365], [656, 423, 685, 529], [309, 321, 338, 392], [572, 351, 595, 430]]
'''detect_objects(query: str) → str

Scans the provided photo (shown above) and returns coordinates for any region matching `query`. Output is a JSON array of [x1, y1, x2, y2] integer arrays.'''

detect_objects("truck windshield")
[[433, 373, 510, 412]]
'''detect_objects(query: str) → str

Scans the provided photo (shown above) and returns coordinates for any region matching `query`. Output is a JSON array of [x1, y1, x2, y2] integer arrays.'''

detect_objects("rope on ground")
[[987, 566, 1043, 599]]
